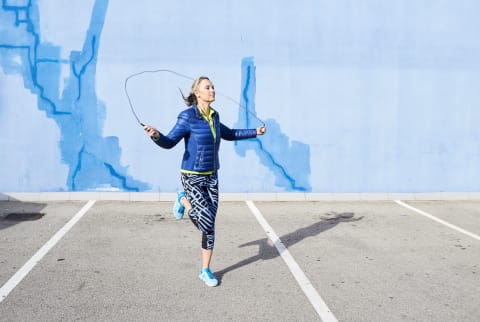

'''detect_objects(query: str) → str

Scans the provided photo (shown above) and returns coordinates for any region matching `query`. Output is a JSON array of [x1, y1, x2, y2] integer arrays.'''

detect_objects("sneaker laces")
[[203, 268, 216, 279]]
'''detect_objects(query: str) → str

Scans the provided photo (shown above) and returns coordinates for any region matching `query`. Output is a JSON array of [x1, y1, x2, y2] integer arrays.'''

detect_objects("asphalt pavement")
[[1, 199, 479, 321]]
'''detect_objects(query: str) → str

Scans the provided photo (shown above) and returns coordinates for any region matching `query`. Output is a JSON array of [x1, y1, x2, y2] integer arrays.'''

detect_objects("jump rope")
[[124, 68, 265, 128]]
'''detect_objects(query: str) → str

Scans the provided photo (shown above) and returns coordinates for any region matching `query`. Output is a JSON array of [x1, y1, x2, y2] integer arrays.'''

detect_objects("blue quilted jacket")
[[153, 105, 257, 173]]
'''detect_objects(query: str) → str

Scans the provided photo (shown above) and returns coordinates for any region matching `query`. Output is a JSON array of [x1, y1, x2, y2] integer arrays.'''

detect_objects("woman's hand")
[[143, 124, 160, 140], [256, 125, 267, 136]]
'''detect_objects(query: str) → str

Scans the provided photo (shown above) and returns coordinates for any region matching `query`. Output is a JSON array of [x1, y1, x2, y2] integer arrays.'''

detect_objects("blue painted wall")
[[1, 0, 479, 193]]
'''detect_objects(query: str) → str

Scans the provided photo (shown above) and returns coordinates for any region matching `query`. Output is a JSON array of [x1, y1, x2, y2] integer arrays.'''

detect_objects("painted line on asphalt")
[[395, 200, 480, 241], [0, 200, 96, 303], [245, 201, 338, 322]]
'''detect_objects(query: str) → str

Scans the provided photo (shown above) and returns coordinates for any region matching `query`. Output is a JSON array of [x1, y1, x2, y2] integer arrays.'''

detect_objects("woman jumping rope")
[[143, 76, 266, 287]]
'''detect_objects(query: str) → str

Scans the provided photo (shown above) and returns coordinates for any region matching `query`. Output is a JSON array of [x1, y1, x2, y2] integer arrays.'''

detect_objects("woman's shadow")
[[215, 212, 363, 282]]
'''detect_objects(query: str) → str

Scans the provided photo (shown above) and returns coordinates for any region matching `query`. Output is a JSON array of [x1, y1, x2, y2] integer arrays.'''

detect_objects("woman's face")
[[195, 79, 215, 104]]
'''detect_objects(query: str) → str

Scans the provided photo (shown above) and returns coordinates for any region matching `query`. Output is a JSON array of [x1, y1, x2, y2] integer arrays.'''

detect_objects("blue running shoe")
[[173, 191, 185, 220], [199, 268, 218, 287]]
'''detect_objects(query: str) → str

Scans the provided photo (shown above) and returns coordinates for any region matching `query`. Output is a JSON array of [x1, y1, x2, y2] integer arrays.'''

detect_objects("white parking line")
[[245, 201, 338, 322], [0, 200, 96, 303], [394, 200, 480, 241]]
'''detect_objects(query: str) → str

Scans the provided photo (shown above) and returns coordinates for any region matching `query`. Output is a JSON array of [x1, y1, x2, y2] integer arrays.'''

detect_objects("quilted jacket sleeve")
[[220, 123, 257, 141], [153, 111, 190, 149]]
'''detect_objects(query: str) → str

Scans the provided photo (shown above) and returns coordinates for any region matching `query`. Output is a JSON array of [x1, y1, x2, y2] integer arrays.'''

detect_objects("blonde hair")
[[181, 76, 210, 106]]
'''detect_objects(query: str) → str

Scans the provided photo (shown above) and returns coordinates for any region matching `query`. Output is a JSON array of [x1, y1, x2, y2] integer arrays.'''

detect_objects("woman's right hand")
[[143, 124, 160, 140], [256, 125, 267, 136]]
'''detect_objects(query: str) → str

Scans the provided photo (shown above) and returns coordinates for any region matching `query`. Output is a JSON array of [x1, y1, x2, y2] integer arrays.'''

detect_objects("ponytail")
[[180, 76, 210, 106]]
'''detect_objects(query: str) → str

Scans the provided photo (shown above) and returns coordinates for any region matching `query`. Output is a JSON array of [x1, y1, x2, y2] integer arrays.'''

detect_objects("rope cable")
[[124, 68, 265, 127]]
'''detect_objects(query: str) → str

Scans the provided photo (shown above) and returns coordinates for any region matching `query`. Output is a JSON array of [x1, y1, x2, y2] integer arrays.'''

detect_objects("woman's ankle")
[[181, 198, 192, 213]]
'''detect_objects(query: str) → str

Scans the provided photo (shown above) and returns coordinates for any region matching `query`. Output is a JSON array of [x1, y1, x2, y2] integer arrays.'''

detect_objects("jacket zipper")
[[212, 118, 216, 170]]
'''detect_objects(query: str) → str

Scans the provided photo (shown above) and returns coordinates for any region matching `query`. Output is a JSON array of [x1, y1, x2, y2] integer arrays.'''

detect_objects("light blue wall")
[[1, 0, 479, 193]]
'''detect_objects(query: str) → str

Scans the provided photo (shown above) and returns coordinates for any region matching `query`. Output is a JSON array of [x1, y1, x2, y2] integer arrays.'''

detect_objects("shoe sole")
[[199, 275, 218, 287]]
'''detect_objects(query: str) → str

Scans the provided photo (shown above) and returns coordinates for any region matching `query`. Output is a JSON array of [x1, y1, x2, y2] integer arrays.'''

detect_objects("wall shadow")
[[0, 193, 47, 230], [215, 212, 363, 281]]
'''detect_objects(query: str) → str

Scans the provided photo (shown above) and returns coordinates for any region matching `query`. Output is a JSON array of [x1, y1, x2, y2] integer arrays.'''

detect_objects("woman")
[[143, 76, 266, 287]]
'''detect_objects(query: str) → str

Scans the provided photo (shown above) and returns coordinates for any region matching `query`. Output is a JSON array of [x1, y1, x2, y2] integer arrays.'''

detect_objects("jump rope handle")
[[259, 123, 266, 134]]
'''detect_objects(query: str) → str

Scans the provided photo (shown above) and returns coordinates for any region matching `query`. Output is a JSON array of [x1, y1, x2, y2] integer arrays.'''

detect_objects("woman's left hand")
[[256, 125, 267, 136]]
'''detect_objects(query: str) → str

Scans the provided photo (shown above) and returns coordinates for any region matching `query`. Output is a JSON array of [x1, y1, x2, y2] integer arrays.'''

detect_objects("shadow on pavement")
[[216, 212, 363, 281], [0, 193, 47, 231]]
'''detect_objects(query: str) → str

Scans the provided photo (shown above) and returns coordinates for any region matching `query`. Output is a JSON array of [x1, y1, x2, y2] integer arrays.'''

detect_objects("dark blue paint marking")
[[72, 36, 97, 101], [103, 162, 140, 192], [0, 0, 149, 191], [254, 138, 308, 192], [241, 64, 252, 128], [37, 58, 69, 64], [70, 144, 85, 191], [234, 57, 311, 192]]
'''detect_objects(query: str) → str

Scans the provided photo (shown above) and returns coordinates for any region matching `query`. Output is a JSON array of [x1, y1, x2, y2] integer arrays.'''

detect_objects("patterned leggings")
[[181, 172, 218, 250]]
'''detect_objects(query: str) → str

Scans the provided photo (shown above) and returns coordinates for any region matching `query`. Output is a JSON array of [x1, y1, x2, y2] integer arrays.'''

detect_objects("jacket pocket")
[[194, 147, 205, 169]]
